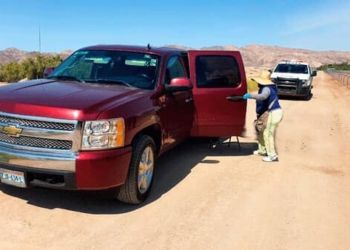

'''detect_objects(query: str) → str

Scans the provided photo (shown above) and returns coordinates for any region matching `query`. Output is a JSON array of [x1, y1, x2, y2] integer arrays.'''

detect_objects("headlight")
[[300, 79, 310, 87], [82, 118, 125, 150]]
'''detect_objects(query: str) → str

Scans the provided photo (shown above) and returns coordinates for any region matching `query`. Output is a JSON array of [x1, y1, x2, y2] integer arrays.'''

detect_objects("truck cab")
[[0, 45, 247, 204]]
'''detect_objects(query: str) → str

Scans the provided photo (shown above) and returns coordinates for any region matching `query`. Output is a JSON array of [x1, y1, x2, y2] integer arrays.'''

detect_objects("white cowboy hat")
[[251, 70, 274, 85]]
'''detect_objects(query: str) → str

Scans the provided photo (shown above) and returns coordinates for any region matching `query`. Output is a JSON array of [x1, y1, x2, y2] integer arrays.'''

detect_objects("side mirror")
[[165, 77, 193, 94], [44, 67, 55, 78], [268, 69, 272, 73], [311, 71, 317, 77]]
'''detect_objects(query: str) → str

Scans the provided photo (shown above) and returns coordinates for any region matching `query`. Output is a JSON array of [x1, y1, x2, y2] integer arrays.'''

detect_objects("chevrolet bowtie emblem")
[[2, 125, 23, 136]]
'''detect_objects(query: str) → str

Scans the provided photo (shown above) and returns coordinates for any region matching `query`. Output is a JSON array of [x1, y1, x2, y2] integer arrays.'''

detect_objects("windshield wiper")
[[86, 79, 133, 88], [47, 75, 84, 83]]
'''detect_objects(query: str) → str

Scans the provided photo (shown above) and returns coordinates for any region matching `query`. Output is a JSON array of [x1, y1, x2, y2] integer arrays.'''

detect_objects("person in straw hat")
[[243, 70, 283, 162]]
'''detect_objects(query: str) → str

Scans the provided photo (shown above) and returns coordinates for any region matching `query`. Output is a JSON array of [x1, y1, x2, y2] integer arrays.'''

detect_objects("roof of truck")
[[278, 59, 309, 65], [79, 44, 186, 55]]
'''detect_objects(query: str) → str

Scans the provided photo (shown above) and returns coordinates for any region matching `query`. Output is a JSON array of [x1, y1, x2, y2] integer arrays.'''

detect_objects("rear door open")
[[188, 50, 247, 137]]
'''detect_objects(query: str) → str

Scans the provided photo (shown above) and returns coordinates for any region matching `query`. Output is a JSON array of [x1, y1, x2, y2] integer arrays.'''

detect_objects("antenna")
[[39, 24, 41, 53]]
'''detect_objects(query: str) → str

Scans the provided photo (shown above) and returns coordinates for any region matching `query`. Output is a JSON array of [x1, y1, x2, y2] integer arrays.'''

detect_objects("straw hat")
[[251, 70, 274, 85]]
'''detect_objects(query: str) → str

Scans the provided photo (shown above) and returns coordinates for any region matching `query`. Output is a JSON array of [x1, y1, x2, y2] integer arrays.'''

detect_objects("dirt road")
[[1, 72, 350, 250]]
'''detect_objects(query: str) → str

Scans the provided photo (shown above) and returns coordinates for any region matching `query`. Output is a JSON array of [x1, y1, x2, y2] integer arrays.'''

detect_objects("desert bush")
[[317, 62, 350, 71], [0, 54, 63, 83], [0, 62, 23, 83]]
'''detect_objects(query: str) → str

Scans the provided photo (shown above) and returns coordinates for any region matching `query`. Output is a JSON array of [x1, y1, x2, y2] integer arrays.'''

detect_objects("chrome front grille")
[[276, 77, 300, 86], [0, 112, 81, 152], [0, 114, 76, 131], [0, 133, 72, 150]]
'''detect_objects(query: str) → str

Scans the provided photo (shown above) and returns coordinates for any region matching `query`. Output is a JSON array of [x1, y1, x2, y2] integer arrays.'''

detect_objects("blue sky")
[[1, 0, 349, 52]]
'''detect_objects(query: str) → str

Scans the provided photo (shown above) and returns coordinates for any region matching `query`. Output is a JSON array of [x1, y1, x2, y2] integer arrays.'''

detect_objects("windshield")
[[274, 64, 309, 74], [48, 50, 160, 90]]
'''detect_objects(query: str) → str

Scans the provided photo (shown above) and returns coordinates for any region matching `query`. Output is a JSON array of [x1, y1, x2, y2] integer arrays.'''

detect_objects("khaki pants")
[[258, 108, 283, 157]]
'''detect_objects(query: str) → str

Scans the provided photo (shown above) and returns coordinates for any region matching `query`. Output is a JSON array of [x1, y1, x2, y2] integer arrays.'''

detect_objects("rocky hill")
[[240, 44, 350, 69], [1, 45, 350, 70], [165, 44, 350, 69], [0, 48, 72, 64]]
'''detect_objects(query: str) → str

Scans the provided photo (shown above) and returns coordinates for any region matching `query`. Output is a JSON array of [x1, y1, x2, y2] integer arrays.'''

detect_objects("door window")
[[165, 56, 186, 85], [195, 56, 241, 88]]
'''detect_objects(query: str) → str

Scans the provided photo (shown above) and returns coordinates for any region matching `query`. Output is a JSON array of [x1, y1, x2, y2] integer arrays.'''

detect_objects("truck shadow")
[[0, 138, 256, 214], [149, 138, 255, 201]]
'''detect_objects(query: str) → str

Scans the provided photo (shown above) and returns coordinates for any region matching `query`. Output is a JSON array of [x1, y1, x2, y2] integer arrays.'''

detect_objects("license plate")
[[0, 168, 26, 188]]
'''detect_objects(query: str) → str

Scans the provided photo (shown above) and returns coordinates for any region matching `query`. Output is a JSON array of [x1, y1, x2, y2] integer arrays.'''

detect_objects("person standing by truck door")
[[243, 70, 283, 162]]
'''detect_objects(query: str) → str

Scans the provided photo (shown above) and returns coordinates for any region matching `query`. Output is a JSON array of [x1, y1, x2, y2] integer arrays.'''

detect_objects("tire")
[[303, 89, 312, 100], [117, 135, 156, 204]]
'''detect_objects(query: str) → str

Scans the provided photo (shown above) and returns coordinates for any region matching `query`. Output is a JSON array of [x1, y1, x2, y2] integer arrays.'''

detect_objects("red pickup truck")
[[0, 44, 247, 204]]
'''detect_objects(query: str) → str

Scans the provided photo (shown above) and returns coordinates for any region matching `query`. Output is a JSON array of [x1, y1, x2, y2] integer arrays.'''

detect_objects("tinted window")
[[195, 56, 241, 88], [165, 56, 186, 85]]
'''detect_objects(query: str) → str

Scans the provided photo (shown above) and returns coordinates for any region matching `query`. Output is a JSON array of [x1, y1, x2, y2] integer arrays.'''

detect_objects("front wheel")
[[117, 135, 156, 204], [303, 89, 312, 100]]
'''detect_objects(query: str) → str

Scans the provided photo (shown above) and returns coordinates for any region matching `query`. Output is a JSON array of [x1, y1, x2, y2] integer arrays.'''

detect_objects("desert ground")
[[0, 71, 350, 250]]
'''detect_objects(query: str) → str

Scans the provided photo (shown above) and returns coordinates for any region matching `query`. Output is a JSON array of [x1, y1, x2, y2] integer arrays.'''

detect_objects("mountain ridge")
[[1, 44, 350, 69]]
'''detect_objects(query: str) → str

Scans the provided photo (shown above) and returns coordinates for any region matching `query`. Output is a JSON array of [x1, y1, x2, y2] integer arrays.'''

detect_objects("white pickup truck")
[[270, 60, 317, 99]]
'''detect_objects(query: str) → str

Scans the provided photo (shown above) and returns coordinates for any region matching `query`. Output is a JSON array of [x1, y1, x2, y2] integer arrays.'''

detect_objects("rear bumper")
[[0, 146, 132, 190]]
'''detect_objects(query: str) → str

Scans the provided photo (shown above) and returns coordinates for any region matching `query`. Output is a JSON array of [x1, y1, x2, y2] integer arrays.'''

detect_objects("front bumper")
[[276, 85, 311, 96], [274, 78, 311, 97], [0, 146, 132, 190]]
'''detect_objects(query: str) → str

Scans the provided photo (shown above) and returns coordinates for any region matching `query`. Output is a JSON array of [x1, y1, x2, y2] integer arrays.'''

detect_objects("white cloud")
[[282, 3, 350, 35]]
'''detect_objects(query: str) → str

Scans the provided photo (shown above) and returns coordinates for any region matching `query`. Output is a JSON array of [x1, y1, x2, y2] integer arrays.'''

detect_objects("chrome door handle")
[[185, 98, 193, 103]]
